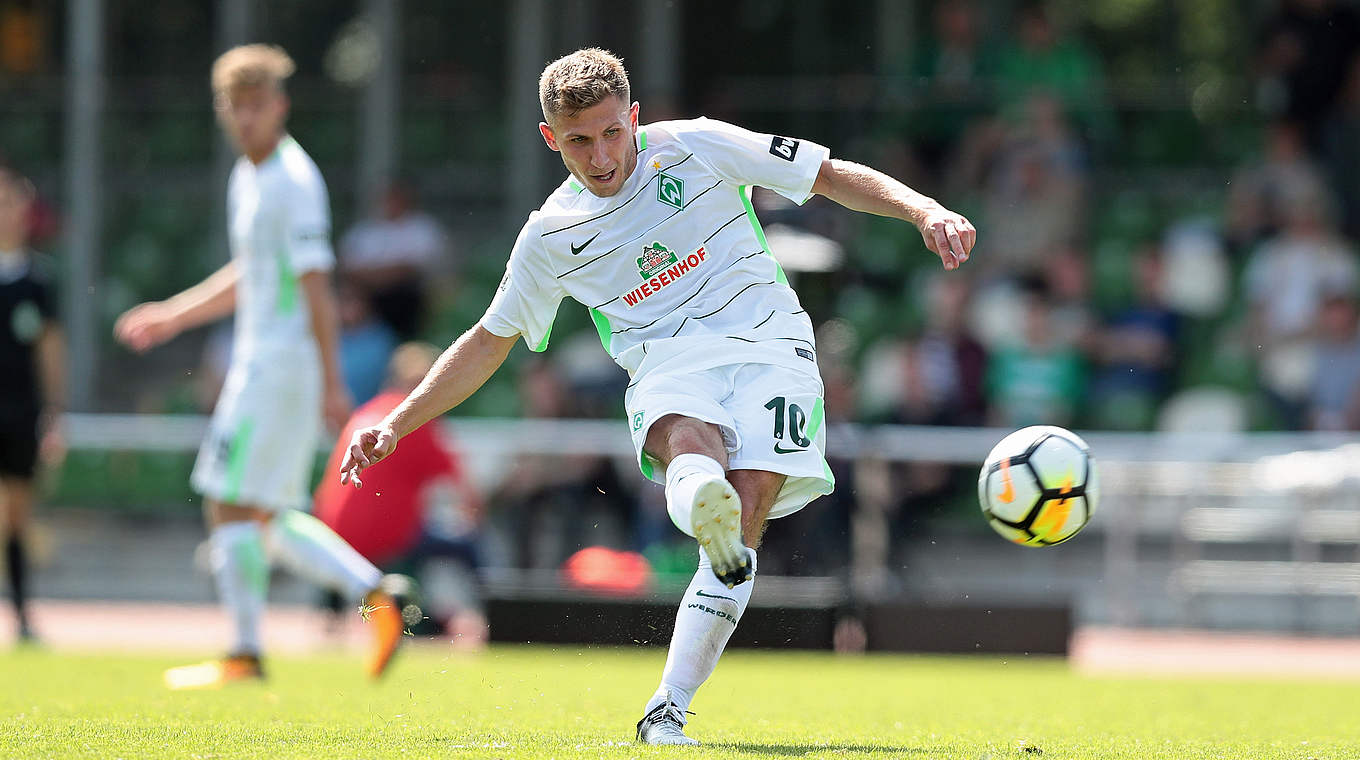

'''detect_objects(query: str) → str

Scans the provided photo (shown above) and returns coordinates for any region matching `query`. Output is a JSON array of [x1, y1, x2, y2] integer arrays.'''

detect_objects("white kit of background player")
[[116, 45, 408, 688]]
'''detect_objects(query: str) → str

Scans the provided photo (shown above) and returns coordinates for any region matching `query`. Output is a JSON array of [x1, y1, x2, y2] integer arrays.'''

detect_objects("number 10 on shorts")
[[766, 395, 810, 454]]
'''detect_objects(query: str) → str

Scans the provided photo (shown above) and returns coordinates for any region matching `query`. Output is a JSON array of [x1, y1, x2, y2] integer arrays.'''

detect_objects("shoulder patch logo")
[[637, 242, 679, 279], [657, 171, 685, 210], [769, 136, 800, 162]]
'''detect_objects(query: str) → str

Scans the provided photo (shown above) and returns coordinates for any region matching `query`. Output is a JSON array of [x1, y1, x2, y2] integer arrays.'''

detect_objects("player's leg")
[[205, 500, 272, 659], [645, 414, 752, 586], [637, 362, 834, 743], [162, 499, 272, 689], [638, 467, 785, 745], [262, 508, 411, 677], [2, 476, 35, 641]]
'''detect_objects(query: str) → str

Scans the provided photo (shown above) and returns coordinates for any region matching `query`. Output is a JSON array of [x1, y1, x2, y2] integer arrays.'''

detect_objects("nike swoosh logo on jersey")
[[773, 443, 809, 455], [570, 231, 601, 256], [695, 589, 737, 603]]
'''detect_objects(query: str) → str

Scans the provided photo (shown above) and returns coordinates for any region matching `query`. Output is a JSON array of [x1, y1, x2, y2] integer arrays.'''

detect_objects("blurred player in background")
[[0, 165, 64, 644], [315, 342, 485, 643], [339, 48, 974, 744], [114, 45, 410, 688]]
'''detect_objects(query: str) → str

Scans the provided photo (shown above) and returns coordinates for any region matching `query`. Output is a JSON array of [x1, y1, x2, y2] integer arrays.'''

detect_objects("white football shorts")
[[626, 360, 835, 521], [191, 359, 322, 511]]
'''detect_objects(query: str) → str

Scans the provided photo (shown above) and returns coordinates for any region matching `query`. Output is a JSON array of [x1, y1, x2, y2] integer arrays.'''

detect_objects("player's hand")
[[113, 302, 181, 353], [323, 382, 353, 434], [917, 205, 976, 271], [339, 424, 398, 489]]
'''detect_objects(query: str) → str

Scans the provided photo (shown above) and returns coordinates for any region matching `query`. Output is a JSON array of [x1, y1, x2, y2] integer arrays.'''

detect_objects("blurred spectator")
[[337, 279, 397, 406], [0, 1, 46, 75], [1309, 292, 1360, 431], [1226, 119, 1330, 254], [1089, 246, 1181, 430], [1245, 188, 1358, 425], [917, 274, 988, 425], [993, 3, 1105, 131], [315, 342, 486, 639], [487, 359, 634, 569], [985, 282, 1086, 427], [1045, 245, 1096, 353], [1256, 0, 1360, 149], [1322, 52, 1360, 239], [859, 276, 987, 426], [893, 0, 996, 175], [340, 180, 451, 338], [968, 94, 1087, 273]]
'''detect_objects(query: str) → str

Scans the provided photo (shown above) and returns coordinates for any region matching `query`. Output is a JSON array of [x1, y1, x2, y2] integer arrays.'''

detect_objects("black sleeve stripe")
[[541, 154, 696, 237], [555, 179, 723, 280]]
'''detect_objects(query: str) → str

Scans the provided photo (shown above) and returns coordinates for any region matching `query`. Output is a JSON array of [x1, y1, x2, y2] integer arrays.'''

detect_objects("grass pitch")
[[2, 643, 1358, 759]]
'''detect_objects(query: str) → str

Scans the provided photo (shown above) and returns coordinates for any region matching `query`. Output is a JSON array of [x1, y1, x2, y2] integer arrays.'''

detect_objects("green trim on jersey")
[[275, 247, 299, 314], [739, 185, 789, 286], [224, 417, 256, 504], [639, 451, 656, 480], [638, 128, 647, 151], [569, 179, 583, 193], [589, 307, 613, 353]]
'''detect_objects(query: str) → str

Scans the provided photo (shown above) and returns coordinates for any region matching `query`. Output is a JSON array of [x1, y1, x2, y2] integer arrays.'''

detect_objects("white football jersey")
[[225, 135, 334, 369], [481, 118, 830, 379]]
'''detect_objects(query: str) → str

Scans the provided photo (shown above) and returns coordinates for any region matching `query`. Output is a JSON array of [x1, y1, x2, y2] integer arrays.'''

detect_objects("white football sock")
[[664, 453, 727, 537], [648, 546, 757, 714], [210, 521, 268, 656], [266, 510, 382, 602]]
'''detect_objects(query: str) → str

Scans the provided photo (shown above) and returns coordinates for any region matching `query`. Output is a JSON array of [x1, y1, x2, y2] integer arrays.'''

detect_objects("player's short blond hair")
[[212, 44, 295, 95], [538, 48, 630, 121]]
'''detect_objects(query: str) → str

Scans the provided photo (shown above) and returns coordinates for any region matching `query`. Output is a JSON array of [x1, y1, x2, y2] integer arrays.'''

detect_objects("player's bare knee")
[[647, 414, 726, 466], [206, 500, 272, 528]]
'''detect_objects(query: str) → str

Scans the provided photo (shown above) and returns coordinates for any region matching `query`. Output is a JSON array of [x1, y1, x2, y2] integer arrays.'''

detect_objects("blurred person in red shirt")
[[316, 342, 484, 642]]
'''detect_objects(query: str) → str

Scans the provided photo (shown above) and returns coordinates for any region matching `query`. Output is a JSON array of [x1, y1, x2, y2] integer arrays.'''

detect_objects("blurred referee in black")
[[0, 165, 64, 643]]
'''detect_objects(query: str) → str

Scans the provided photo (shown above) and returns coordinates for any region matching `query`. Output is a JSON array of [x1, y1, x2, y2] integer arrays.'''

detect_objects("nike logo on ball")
[[570, 231, 601, 256], [998, 459, 1016, 503]]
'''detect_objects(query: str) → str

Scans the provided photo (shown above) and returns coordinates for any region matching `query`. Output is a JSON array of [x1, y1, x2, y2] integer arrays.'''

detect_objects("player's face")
[[540, 97, 639, 198], [216, 84, 289, 161], [0, 178, 30, 248]]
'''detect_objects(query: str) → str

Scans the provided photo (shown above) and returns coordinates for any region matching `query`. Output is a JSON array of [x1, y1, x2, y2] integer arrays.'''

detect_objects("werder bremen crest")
[[657, 171, 684, 210], [637, 242, 679, 278]]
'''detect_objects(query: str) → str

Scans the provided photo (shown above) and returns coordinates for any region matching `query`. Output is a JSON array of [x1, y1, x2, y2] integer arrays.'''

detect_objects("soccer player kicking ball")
[[339, 48, 974, 744], [115, 45, 410, 689]]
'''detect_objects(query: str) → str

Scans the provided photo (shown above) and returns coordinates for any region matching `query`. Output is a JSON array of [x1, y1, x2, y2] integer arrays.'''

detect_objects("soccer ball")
[[977, 425, 1099, 546]]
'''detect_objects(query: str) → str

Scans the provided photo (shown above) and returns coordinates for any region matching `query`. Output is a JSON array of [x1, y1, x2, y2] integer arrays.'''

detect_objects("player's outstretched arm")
[[339, 323, 517, 488], [299, 270, 353, 432], [113, 261, 239, 353], [810, 158, 976, 271]]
